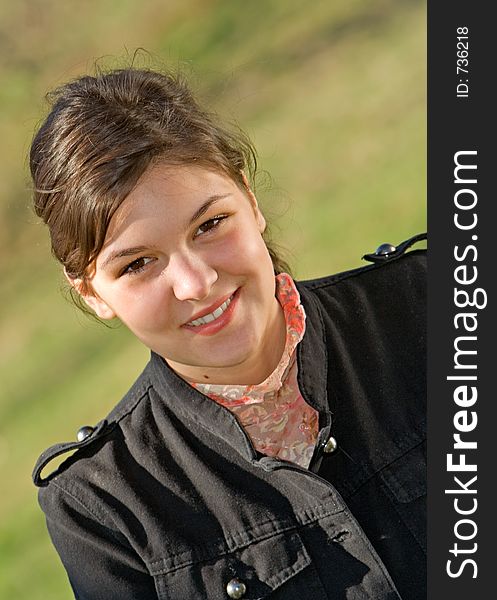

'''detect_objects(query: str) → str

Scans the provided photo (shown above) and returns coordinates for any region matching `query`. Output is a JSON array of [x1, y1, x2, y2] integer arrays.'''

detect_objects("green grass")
[[0, 0, 426, 597]]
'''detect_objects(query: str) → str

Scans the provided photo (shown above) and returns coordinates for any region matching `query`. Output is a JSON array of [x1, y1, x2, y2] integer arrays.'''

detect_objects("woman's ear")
[[240, 171, 266, 234], [64, 269, 116, 320]]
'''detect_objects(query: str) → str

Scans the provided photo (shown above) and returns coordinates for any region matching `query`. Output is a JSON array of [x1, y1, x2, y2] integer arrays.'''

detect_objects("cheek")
[[111, 283, 170, 327], [216, 225, 272, 270]]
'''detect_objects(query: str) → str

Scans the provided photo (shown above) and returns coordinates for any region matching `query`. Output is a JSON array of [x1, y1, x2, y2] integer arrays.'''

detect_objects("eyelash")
[[120, 215, 229, 277], [194, 214, 228, 237], [121, 257, 153, 277]]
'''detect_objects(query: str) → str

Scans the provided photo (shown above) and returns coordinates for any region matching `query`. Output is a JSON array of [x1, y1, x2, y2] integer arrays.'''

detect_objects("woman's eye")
[[121, 257, 154, 276], [195, 215, 228, 237]]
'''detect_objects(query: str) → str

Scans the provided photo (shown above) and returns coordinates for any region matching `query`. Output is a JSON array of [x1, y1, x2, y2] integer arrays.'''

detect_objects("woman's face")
[[77, 163, 286, 384]]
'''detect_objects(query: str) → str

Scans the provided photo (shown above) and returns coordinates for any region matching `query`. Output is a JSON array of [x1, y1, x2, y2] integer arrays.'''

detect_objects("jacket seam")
[[148, 505, 344, 575], [343, 437, 427, 500], [107, 383, 155, 424], [50, 480, 114, 527], [49, 480, 154, 574]]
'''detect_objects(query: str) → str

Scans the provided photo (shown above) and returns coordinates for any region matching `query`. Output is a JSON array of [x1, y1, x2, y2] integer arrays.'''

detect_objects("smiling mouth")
[[185, 294, 234, 327]]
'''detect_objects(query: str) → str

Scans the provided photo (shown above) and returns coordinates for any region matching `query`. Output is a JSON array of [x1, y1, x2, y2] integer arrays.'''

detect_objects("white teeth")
[[187, 295, 233, 327]]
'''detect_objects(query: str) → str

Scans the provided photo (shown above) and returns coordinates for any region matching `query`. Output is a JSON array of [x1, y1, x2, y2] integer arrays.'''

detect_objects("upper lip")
[[183, 290, 236, 325]]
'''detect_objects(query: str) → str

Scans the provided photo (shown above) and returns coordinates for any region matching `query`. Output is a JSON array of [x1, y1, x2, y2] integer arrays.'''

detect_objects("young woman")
[[32, 68, 426, 600]]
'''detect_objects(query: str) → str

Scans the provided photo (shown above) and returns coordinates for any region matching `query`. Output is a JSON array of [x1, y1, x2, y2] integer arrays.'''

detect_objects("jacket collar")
[[294, 282, 328, 412]]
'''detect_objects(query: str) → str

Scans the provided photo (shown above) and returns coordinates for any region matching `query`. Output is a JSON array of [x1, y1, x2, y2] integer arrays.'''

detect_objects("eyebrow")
[[100, 194, 231, 270], [100, 246, 151, 270], [187, 194, 230, 226]]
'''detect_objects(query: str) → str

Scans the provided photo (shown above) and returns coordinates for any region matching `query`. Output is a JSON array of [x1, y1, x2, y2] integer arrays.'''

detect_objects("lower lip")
[[182, 288, 240, 336]]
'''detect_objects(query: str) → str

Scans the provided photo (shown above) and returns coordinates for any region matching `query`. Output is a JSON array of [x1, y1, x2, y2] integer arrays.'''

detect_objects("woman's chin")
[[165, 338, 262, 384]]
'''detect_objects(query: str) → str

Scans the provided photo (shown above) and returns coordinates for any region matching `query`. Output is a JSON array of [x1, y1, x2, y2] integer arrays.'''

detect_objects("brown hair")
[[30, 67, 290, 308]]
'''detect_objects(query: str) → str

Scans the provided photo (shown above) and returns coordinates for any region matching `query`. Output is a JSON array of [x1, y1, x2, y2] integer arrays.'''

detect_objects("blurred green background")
[[0, 0, 425, 597]]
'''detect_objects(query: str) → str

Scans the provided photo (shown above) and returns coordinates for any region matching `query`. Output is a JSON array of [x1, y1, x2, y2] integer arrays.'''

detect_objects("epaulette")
[[362, 232, 427, 263], [32, 419, 110, 487]]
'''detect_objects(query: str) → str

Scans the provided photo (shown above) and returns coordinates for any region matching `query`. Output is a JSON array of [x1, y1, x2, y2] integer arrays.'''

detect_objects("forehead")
[[125, 163, 236, 210]]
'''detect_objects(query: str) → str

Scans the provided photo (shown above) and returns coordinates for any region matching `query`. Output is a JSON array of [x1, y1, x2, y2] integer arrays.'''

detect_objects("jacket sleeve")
[[39, 481, 158, 600]]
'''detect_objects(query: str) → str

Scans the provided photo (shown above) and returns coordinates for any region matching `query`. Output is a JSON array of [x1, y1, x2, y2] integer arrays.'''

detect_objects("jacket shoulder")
[[298, 233, 426, 292], [32, 359, 155, 488]]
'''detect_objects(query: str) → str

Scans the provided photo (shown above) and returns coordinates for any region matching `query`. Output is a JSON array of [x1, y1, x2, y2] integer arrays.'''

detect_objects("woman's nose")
[[168, 253, 218, 302]]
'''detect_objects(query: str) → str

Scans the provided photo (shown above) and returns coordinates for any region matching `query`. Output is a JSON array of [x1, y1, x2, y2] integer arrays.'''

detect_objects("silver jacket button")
[[77, 425, 95, 442], [323, 436, 338, 454], [226, 578, 247, 599], [375, 243, 396, 256]]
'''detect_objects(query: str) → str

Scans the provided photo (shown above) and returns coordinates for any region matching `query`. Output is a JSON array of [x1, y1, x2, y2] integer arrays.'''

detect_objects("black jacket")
[[33, 238, 426, 600]]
